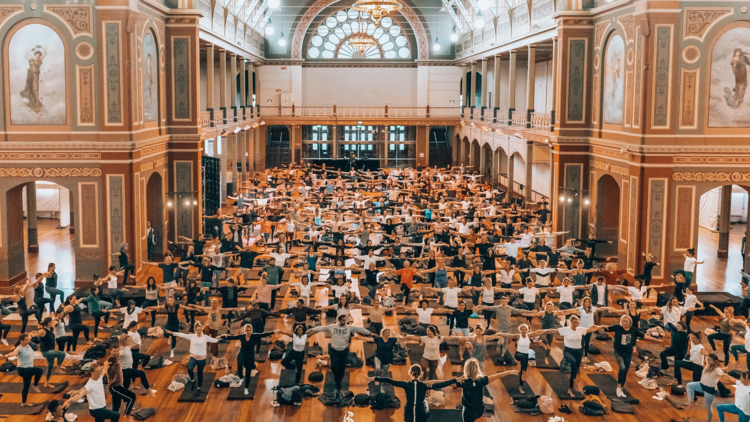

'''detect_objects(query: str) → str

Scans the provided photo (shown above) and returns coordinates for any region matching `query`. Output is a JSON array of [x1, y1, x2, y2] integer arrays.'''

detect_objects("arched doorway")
[[146, 172, 164, 262], [266, 125, 290, 169], [696, 185, 749, 293], [495, 147, 509, 188], [482, 143, 493, 184], [509, 152, 526, 201], [462, 137, 470, 168], [594, 174, 620, 258], [471, 140, 480, 174], [459, 72, 483, 108]]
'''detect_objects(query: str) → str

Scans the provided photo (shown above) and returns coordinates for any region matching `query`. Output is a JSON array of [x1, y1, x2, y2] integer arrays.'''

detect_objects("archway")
[[266, 125, 290, 169], [481, 143, 493, 184], [429, 127, 451, 168], [696, 185, 749, 294], [495, 146, 509, 188], [509, 152, 526, 202], [471, 140, 480, 174], [146, 172, 164, 262], [594, 174, 620, 259], [462, 137, 470, 168]]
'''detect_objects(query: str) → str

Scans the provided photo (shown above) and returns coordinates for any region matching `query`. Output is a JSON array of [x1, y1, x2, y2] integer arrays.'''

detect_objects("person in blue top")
[[142, 255, 179, 298], [0, 333, 43, 407]]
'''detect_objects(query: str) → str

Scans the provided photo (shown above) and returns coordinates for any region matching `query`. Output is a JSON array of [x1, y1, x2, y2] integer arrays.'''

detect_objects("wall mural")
[[142, 32, 157, 122], [710, 27, 750, 127], [9, 24, 66, 125], [603, 35, 625, 124]]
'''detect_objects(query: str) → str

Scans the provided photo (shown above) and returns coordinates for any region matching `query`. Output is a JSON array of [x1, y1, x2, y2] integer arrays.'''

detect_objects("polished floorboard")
[[696, 223, 747, 295], [1, 218, 742, 421]]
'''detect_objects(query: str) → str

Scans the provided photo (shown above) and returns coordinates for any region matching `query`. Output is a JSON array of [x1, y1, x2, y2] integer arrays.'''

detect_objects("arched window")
[[307, 8, 411, 60]]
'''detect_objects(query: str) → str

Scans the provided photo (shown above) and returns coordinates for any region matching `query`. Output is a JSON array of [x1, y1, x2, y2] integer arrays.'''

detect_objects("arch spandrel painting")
[[710, 27, 750, 127], [143, 32, 158, 122], [9, 24, 66, 125], [603, 35, 625, 125]]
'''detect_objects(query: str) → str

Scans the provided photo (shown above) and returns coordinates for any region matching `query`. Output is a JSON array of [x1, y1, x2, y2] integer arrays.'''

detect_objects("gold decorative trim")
[[673, 172, 750, 182], [0, 5, 24, 30], [43, 5, 93, 38], [591, 146, 632, 160], [0, 168, 101, 177], [683, 7, 734, 42], [674, 156, 750, 164], [590, 160, 629, 176], [617, 14, 635, 44], [682, 45, 700, 64], [595, 20, 610, 50], [0, 152, 100, 160], [140, 157, 167, 172]]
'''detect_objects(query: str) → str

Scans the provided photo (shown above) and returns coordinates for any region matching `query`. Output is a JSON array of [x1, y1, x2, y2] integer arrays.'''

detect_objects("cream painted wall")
[[485, 58, 553, 113], [259, 65, 292, 106], [427, 66, 463, 107], [301, 68, 418, 107]]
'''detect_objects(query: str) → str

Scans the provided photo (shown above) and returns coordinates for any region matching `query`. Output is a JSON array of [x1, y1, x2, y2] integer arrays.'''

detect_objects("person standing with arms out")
[[221, 326, 280, 395], [111, 244, 137, 285], [146, 221, 157, 262], [165, 322, 219, 392], [685, 353, 736, 422], [105, 344, 137, 422], [260, 257, 284, 309], [0, 333, 43, 407], [65, 361, 121, 422], [708, 304, 740, 368], [681, 248, 704, 291], [450, 358, 519, 422], [45, 263, 65, 309], [307, 314, 374, 392]]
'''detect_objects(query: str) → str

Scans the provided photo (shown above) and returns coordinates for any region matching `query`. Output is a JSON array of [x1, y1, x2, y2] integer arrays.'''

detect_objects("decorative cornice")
[[43, 5, 93, 38], [0, 152, 100, 160], [0, 168, 102, 178], [590, 160, 629, 176], [140, 157, 167, 172], [674, 156, 750, 164], [673, 172, 750, 182]]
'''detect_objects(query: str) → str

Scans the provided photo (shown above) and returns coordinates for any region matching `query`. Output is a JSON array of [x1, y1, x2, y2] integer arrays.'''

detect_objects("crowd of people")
[[0, 163, 747, 422]]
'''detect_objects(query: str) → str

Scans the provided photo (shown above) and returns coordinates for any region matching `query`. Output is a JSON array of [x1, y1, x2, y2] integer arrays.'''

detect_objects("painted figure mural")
[[9, 24, 66, 125], [143, 32, 158, 122], [603, 35, 624, 125], [710, 27, 750, 126]]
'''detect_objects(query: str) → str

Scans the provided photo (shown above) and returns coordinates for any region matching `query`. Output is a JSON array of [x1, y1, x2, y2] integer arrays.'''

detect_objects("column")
[[254, 64, 261, 111], [69, 190, 75, 234], [480, 58, 488, 117], [219, 134, 228, 202], [247, 62, 255, 114], [526, 45, 536, 128], [469, 61, 477, 111], [462, 64, 469, 109], [493, 53, 502, 120], [745, 195, 750, 272], [26, 182, 38, 253], [508, 50, 517, 125], [549, 145, 555, 210], [507, 154, 515, 202], [206, 45, 215, 121], [239, 57, 246, 115], [239, 131, 247, 182], [717, 185, 732, 258], [332, 125, 338, 160], [219, 50, 227, 123], [525, 141, 534, 201], [230, 53, 238, 121], [290, 125, 296, 165], [424, 125, 431, 168], [550, 37, 558, 129]]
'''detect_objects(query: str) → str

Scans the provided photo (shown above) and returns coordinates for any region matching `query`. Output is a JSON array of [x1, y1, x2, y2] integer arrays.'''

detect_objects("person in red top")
[[394, 261, 419, 306], [598, 262, 630, 285]]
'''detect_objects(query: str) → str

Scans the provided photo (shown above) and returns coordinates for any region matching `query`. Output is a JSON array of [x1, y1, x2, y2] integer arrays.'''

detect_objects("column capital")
[[481, 57, 488, 61]]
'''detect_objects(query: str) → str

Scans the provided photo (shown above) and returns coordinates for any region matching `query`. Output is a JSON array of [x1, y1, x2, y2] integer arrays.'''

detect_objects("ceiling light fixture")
[[433, 38, 440, 51], [352, 0, 403, 25], [477, 0, 490, 10], [268, 0, 280, 9], [474, 12, 484, 29], [265, 19, 274, 35], [278, 32, 286, 47], [450, 26, 459, 42]]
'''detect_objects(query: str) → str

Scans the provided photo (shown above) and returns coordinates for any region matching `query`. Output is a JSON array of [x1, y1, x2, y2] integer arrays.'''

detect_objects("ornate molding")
[[166, 17, 198, 25], [140, 157, 167, 173], [591, 160, 629, 176], [617, 14, 635, 44], [0, 168, 102, 178], [682, 45, 700, 64], [43, 5, 93, 38], [673, 172, 750, 182], [0, 152, 101, 160], [594, 20, 610, 50], [76, 42, 93, 60], [674, 156, 750, 164], [561, 18, 592, 26], [0, 5, 24, 30], [683, 7, 734, 42]]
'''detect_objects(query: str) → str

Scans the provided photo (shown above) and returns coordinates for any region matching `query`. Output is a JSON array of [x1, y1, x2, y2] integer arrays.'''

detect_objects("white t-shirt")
[[503, 243, 520, 258], [531, 268, 555, 286], [556, 285, 576, 304], [684, 257, 697, 273], [441, 287, 461, 308], [292, 334, 307, 352], [482, 287, 495, 304], [688, 343, 705, 365], [331, 285, 350, 298], [628, 286, 648, 301], [121, 307, 143, 327], [421, 336, 442, 360], [701, 367, 725, 389], [595, 284, 607, 306], [499, 269, 515, 285], [519, 287, 539, 303], [416, 308, 433, 324], [85, 377, 107, 410], [734, 381, 750, 417], [684, 294, 698, 309], [661, 305, 687, 325], [520, 234, 534, 248], [128, 330, 142, 348], [172, 333, 219, 357], [577, 306, 597, 328], [558, 326, 588, 349], [517, 335, 531, 354]]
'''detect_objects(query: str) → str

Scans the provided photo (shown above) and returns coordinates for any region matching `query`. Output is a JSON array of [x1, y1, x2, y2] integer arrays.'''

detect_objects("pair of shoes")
[[558, 404, 572, 414], [616, 387, 626, 398]]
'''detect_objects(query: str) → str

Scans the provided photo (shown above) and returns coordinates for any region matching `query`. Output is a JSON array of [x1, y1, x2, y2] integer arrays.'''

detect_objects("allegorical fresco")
[[603, 34, 625, 125], [710, 27, 750, 127], [143, 31, 158, 122]]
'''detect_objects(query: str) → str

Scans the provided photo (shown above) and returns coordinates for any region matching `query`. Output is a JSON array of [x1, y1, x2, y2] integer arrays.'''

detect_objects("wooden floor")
[[696, 223, 747, 296], [1, 218, 741, 422]]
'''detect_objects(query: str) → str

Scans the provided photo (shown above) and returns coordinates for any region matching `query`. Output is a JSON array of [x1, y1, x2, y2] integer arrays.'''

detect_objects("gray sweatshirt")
[[308, 324, 372, 351]]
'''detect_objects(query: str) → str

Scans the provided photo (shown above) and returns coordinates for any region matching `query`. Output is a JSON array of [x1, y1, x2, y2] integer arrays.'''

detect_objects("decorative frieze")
[[44, 5, 92, 37], [673, 172, 750, 182], [0, 168, 102, 177], [590, 160, 629, 176]]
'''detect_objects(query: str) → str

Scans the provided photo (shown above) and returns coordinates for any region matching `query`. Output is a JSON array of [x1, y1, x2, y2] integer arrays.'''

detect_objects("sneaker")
[[559, 404, 572, 414], [170, 350, 175, 358], [470, 313, 478, 318], [616, 387, 626, 398], [1, 339, 7, 346]]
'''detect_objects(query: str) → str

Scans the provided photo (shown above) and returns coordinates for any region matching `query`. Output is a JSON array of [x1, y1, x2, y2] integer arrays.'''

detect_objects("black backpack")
[[369, 391, 400, 409], [354, 394, 370, 406], [0, 362, 16, 372], [276, 385, 303, 405], [147, 356, 164, 369]]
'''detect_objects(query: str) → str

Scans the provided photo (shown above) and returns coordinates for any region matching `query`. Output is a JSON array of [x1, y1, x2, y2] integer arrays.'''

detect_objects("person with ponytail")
[[686, 353, 736, 422], [452, 358, 518, 422], [221, 324, 280, 395], [495, 324, 544, 394], [364, 364, 456, 422], [0, 333, 42, 407]]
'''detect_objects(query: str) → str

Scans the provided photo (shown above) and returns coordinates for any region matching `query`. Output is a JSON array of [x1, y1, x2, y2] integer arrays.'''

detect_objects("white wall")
[[259, 65, 292, 106], [301, 68, 418, 107], [532, 162, 551, 196], [427, 66, 462, 107], [486, 58, 553, 113]]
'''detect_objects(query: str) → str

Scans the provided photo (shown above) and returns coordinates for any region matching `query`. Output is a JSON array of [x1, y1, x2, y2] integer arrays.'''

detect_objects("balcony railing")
[[200, 111, 212, 128], [252, 106, 462, 119], [530, 112, 551, 131], [483, 108, 494, 122], [511, 111, 526, 127]]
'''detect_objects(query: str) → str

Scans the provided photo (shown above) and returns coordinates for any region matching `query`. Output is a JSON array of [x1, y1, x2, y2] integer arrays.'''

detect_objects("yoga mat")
[[487, 344, 516, 366], [279, 369, 305, 387], [367, 371, 394, 396], [177, 372, 216, 402], [540, 371, 584, 400], [227, 375, 260, 400], [530, 345, 559, 369], [426, 409, 463, 421], [0, 401, 49, 415], [407, 343, 424, 366], [363, 342, 376, 367], [0, 381, 68, 394], [587, 373, 639, 404], [255, 343, 270, 363], [499, 374, 536, 399], [162, 336, 190, 360], [446, 344, 469, 365], [322, 371, 350, 393]]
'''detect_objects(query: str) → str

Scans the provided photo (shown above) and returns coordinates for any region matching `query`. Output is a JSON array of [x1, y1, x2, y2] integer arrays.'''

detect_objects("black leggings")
[[281, 350, 306, 384], [56, 336, 74, 352], [0, 323, 10, 340], [445, 306, 457, 333], [123, 367, 150, 389], [91, 311, 109, 338], [330, 347, 349, 390], [581, 333, 592, 357], [708, 332, 732, 364], [563, 347, 584, 389], [70, 324, 90, 351], [614, 351, 632, 386], [17, 367, 43, 403], [131, 348, 151, 370], [237, 352, 258, 388], [20, 307, 37, 333], [110, 384, 136, 415], [187, 357, 207, 388], [462, 405, 485, 422], [515, 351, 529, 380], [481, 303, 494, 328], [184, 310, 197, 333], [400, 283, 411, 304], [122, 264, 136, 282]]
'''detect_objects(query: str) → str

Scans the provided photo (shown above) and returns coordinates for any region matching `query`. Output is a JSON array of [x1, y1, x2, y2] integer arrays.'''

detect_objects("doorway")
[[146, 172, 164, 261], [594, 174, 620, 258]]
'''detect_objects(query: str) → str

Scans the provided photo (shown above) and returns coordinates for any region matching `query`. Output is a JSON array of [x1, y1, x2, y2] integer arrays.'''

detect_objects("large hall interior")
[[0, 0, 749, 421]]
